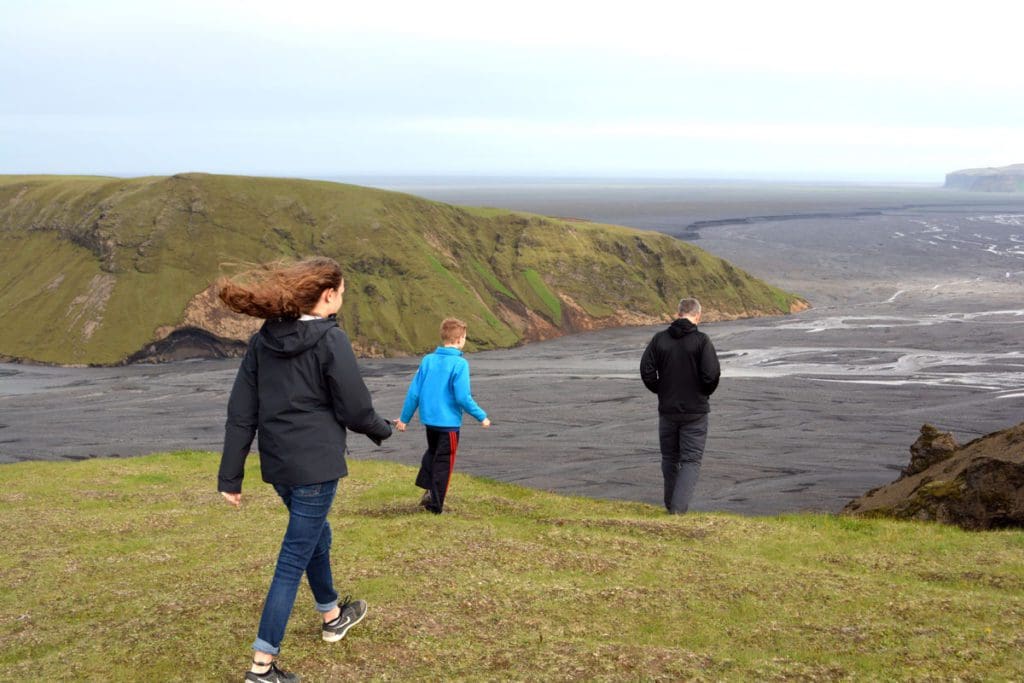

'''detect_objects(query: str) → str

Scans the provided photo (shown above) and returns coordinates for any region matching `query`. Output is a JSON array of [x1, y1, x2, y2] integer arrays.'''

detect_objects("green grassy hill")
[[0, 173, 804, 365], [1, 453, 1021, 680]]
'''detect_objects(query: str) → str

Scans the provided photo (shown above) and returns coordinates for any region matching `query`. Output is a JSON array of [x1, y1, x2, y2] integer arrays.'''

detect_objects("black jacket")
[[640, 318, 721, 416], [218, 316, 392, 493]]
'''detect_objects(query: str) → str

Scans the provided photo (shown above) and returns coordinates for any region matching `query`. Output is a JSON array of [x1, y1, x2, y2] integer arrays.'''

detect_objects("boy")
[[395, 317, 491, 513]]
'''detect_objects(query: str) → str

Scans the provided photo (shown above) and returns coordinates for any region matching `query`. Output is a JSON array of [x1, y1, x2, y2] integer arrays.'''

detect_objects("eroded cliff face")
[[128, 280, 810, 364], [130, 286, 735, 363], [158, 285, 257, 342], [125, 285, 258, 363], [945, 164, 1024, 192]]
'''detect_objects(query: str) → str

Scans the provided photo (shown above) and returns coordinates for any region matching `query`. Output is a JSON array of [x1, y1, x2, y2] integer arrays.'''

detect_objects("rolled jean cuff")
[[252, 637, 280, 657], [315, 599, 338, 614]]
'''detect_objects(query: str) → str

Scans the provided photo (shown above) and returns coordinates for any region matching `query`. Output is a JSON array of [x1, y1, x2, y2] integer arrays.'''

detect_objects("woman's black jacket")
[[218, 316, 392, 493]]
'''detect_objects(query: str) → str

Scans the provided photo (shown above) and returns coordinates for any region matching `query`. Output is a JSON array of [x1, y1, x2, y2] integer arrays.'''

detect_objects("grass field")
[[2, 452, 1022, 681]]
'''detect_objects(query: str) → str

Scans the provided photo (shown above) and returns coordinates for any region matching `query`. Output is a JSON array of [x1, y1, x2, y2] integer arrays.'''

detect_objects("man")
[[640, 297, 721, 514]]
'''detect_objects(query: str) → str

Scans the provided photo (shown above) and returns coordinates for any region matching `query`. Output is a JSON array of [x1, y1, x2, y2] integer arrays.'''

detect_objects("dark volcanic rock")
[[945, 163, 1024, 192], [902, 423, 958, 478], [843, 422, 1024, 530], [121, 327, 247, 364]]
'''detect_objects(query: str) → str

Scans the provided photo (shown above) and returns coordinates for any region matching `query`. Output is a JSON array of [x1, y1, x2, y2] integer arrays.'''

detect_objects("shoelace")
[[338, 595, 353, 614], [326, 595, 353, 625]]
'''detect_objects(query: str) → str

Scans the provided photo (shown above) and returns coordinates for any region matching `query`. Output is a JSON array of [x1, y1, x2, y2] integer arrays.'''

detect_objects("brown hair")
[[440, 317, 467, 344], [217, 257, 343, 319]]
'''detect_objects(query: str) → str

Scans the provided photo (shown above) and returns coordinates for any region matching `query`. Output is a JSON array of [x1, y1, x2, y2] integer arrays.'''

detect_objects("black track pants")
[[415, 427, 460, 513]]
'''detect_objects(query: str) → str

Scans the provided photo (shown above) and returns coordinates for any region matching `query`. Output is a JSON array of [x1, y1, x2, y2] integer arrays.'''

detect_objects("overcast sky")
[[3, 0, 1023, 182]]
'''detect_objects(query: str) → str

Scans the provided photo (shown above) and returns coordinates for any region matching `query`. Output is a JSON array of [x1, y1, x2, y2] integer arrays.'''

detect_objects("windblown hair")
[[217, 257, 343, 319], [678, 297, 702, 318], [440, 317, 468, 344]]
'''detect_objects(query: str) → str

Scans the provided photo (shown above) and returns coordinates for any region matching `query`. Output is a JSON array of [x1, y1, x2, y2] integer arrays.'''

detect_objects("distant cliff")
[[0, 173, 807, 365], [945, 163, 1024, 192]]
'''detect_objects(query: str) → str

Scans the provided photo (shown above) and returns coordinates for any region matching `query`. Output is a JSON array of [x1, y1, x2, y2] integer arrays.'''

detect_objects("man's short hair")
[[678, 298, 702, 318], [440, 317, 468, 344]]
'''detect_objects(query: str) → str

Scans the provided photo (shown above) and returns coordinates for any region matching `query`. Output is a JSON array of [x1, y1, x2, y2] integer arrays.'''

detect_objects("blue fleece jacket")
[[399, 347, 487, 428]]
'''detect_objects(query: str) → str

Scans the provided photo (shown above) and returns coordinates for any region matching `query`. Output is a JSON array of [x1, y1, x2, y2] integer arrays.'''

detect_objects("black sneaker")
[[245, 660, 300, 683], [419, 490, 433, 508], [322, 596, 367, 643]]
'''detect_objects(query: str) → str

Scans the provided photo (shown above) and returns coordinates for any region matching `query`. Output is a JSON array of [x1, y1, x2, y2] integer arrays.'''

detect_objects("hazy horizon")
[[0, 170, 951, 188]]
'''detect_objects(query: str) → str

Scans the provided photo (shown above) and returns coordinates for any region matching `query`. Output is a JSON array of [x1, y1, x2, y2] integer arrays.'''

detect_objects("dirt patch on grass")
[[544, 516, 711, 540], [352, 502, 428, 518], [916, 570, 1024, 592], [452, 494, 541, 516]]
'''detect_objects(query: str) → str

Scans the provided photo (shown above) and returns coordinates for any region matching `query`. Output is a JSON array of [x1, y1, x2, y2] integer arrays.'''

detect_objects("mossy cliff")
[[844, 422, 1024, 530], [0, 173, 806, 365]]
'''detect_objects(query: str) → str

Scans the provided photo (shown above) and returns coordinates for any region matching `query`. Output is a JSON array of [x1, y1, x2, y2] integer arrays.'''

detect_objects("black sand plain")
[[3, 181, 1023, 515]]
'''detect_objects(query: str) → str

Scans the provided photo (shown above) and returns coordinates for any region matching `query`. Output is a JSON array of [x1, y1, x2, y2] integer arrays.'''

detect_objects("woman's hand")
[[221, 491, 242, 508]]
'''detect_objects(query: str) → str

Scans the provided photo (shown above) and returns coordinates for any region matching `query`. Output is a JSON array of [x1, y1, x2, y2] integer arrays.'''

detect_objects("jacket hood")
[[259, 316, 338, 357], [668, 317, 698, 339]]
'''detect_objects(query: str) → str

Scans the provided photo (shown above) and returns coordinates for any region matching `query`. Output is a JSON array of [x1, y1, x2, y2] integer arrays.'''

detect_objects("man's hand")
[[221, 491, 241, 508], [394, 420, 407, 432], [482, 418, 491, 428]]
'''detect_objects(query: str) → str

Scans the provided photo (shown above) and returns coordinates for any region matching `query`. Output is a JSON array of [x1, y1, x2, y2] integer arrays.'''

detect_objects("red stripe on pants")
[[444, 431, 459, 497]]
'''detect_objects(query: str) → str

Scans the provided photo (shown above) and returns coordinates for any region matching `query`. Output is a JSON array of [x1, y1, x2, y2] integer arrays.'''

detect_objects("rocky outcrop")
[[945, 164, 1024, 192], [843, 422, 1024, 530], [902, 424, 958, 478]]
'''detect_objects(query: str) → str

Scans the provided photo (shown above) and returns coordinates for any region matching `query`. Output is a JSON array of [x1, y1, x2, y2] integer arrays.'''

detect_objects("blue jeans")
[[659, 414, 708, 514], [252, 480, 340, 656]]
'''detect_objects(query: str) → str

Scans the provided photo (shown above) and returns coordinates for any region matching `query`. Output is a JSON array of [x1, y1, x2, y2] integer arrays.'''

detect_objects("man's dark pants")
[[658, 413, 708, 514]]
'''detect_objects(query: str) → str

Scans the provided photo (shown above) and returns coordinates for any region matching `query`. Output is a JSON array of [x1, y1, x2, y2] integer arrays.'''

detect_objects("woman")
[[217, 257, 393, 682]]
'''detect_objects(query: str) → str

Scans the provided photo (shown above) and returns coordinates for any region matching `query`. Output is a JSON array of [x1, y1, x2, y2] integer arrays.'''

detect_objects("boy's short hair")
[[678, 298, 702, 317], [440, 317, 468, 344]]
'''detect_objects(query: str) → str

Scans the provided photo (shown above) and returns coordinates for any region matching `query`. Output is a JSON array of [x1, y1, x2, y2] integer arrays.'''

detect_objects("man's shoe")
[[419, 490, 433, 508], [322, 596, 367, 643], [245, 660, 300, 683]]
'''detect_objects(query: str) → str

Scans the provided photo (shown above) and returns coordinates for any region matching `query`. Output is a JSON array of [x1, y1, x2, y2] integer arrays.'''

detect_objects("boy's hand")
[[395, 420, 407, 432], [221, 491, 241, 508], [482, 418, 491, 428]]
